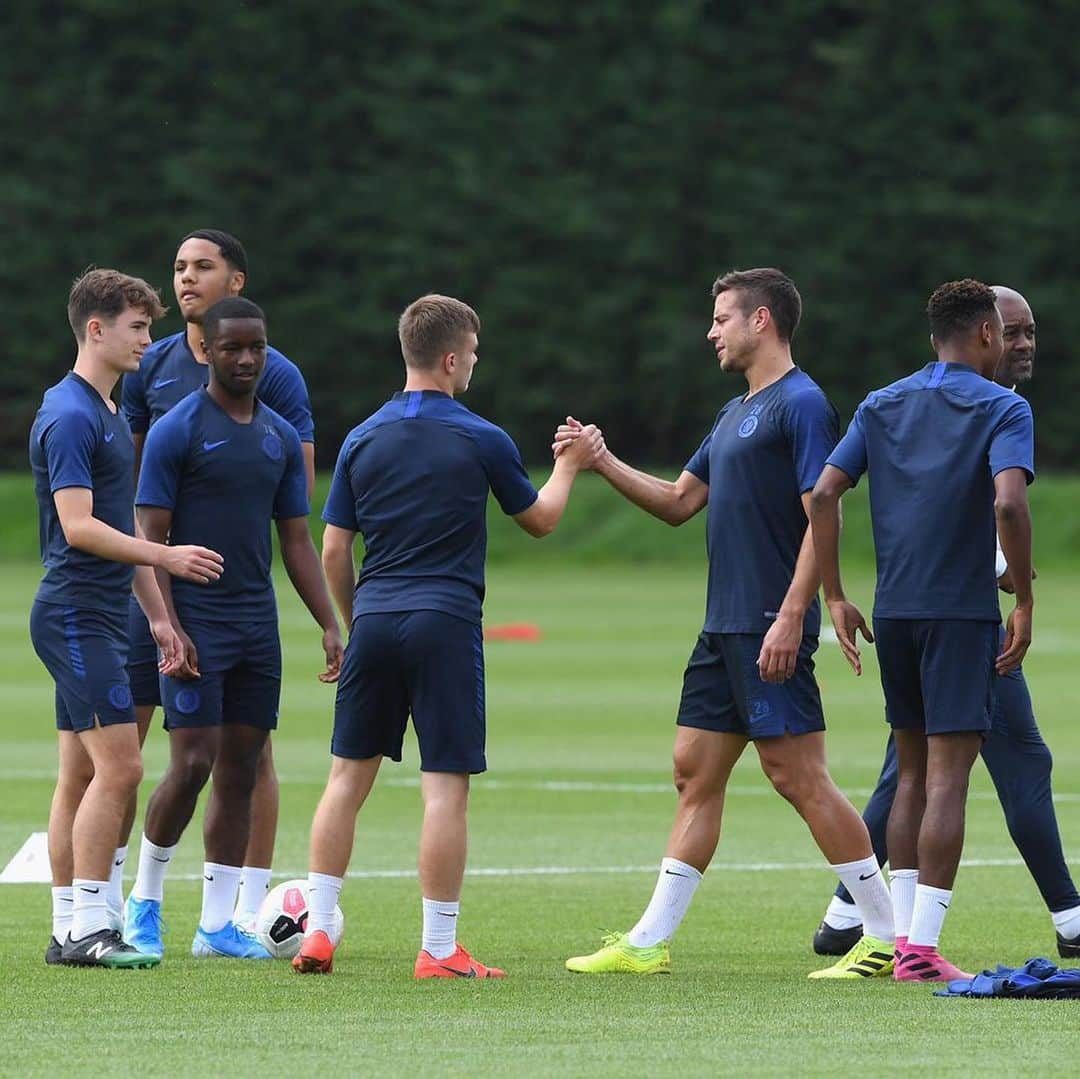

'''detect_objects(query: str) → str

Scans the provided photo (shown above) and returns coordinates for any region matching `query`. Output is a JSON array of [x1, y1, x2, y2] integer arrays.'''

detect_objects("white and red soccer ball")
[[254, 878, 345, 959]]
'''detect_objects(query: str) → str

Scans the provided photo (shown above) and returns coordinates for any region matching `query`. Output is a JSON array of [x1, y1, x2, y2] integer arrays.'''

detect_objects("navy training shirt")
[[29, 372, 136, 614], [122, 330, 315, 443], [322, 390, 539, 625], [135, 388, 309, 623], [684, 367, 838, 637], [827, 361, 1035, 621]]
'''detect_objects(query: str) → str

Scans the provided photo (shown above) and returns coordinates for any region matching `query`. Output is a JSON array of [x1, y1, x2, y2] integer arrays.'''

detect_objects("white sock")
[[1051, 905, 1080, 941], [234, 866, 273, 919], [108, 845, 127, 914], [626, 858, 703, 948], [51, 886, 73, 942], [830, 856, 893, 942], [908, 883, 952, 948], [823, 894, 862, 931], [71, 879, 111, 940], [889, 868, 918, 939], [199, 862, 242, 933], [132, 835, 177, 902], [307, 872, 343, 937], [421, 897, 459, 960]]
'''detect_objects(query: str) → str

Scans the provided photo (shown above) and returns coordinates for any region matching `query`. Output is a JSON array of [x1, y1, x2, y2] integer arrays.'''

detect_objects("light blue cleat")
[[123, 895, 165, 959], [191, 921, 272, 959]]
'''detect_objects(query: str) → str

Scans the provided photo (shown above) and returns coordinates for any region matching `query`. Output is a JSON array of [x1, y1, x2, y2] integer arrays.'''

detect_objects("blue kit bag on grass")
[[936, 957, 1080, 999]]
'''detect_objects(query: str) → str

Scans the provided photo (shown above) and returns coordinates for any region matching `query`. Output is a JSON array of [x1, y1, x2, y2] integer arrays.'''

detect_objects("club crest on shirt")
[[738, 404, 763, 439], [262, 431, 283, 461]]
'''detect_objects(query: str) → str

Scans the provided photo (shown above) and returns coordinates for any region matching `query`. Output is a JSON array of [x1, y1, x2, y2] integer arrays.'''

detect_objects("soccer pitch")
[[2, 561, 1079, 1076]]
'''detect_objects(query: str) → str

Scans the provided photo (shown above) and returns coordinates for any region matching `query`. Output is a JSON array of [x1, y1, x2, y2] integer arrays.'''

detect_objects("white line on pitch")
[[164, 856, 1028, 882], [2, 771, 1079, 803]]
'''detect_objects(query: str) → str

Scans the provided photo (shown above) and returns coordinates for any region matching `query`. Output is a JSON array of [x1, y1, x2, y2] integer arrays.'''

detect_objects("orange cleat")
[[414, 943, 506, 979], [292, 930, 335, 974]]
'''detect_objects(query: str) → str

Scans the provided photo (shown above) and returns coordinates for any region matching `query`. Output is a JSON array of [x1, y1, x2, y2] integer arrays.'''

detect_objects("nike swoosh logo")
[[104, 432, 115, 443], [439, 965, 477, 978], [154, 378, 179, 388], [204, 874, 214, 881], [664, 869, 693, 877], [937, 900, 949, 909], [202, 439, 229, 451], [80, 887, 100, 894], [114, 859, 125, 867], [858, 871, 876, 880], [437, 911, 458, 918], [151, 855, 170, 863]]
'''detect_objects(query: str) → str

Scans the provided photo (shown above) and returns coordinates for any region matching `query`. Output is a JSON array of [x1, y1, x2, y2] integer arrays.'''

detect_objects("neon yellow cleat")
[[565, 932, 671, 975], [808, 934, 895, 979]]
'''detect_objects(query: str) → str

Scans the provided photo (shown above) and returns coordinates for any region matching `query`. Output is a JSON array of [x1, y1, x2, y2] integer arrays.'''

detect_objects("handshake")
[[551, 415, 606, 470]]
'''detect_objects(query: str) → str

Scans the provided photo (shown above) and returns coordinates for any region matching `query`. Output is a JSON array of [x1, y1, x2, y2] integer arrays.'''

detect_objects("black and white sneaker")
[[45, 936, 64, 965], [61, 928, 160, 969], [1058, 931, 1080, 959], [812, 920, 864, 956]]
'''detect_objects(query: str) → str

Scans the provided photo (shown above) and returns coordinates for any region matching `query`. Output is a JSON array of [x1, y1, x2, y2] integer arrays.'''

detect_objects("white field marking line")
[[2, 770, 1079, 802], [165, 856, 1029, 882]]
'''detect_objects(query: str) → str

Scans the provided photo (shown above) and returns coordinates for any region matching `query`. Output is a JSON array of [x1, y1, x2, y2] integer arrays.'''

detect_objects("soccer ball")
[[254, 878, 345, 959]]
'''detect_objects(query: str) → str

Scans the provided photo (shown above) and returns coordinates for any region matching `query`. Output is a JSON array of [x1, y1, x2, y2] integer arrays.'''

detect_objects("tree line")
[[4, 0, 1078, 469]]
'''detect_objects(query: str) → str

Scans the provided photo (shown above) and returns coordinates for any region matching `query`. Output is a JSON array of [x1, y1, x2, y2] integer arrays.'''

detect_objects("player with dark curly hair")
[[810, 279, 1035, 981]]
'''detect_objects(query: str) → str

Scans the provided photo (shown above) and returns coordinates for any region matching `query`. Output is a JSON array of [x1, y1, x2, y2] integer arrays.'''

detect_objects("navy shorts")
[[30, 599, 136, 733], [160, 619, 281, 731], [873, 618, 997, 735], [676, 632, 825, 740], [332, 610, 486, 773], [126, 596, 161, 707]]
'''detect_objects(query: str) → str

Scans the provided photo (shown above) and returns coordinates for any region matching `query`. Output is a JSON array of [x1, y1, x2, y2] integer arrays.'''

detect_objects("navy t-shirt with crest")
[[135, 388, 309, 623], [29, 372, 136, 614], [122, 330, 314, 443], [684, 367, 838, 637]]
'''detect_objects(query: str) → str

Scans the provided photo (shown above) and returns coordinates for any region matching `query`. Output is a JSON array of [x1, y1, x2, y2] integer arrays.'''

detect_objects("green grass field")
[[1, 560, 1079, 1076]]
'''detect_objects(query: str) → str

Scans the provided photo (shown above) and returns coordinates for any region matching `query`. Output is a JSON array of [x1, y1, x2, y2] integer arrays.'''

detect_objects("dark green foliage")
[[3, 1, 1078, 467]]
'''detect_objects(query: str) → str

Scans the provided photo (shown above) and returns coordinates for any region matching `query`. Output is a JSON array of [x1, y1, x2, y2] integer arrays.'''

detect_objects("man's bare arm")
[[55, 487, 222, 581], [757, 492, 820, 683], [321, 524, 357, 627], [994, 467, 1033, 673]]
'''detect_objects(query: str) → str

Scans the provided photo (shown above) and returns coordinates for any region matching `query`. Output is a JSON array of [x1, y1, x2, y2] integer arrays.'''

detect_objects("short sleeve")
[[122, 367, 150, 434], [989, 397, 1035, 484], [259, 351, 315, 443], [784, 390, 839, 493], [321, 438, 360, 531], [684, 430, 712, 484], [826, 406, 869, 486], [476, 425, 538, 516], [40, 409, 98, 492], [135, 416, 188, 509], [273, 427, 311, 519]]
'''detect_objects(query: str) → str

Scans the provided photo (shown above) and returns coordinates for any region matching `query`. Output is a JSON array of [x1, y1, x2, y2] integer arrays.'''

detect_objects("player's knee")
[[171, 752, 213, 794], [1034, 742, 1053, 776], [215, 759, 260, 799], [99, 753, 143, 793], [58, 758, 95, 795], [422, 781, 469, 815], [672, 756, 700, 797], [764, 764, 807, 806], [924, 771, 968, 809], [254, 743, 278, 783], [893, 773, 927, 807]]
